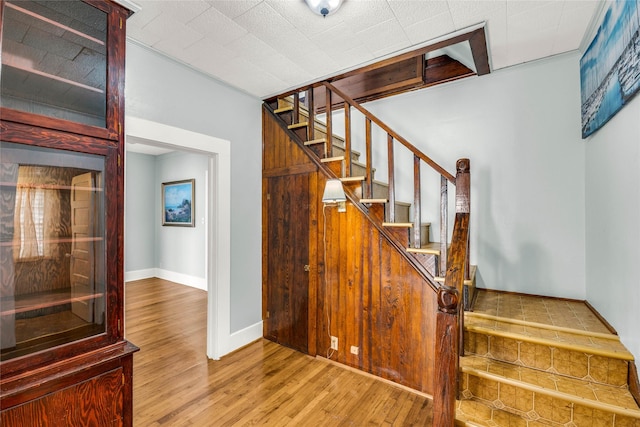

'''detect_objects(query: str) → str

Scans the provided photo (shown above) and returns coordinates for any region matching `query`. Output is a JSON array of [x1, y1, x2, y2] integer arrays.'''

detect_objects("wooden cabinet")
[[0, 0, 137, 425]]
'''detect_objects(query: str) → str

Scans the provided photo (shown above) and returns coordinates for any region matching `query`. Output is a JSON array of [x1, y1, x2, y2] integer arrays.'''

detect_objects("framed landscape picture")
[[162, 179, 195, 226]]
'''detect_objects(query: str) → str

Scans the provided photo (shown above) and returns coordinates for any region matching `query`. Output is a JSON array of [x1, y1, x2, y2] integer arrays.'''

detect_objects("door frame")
[[125, 116, 231, 360]]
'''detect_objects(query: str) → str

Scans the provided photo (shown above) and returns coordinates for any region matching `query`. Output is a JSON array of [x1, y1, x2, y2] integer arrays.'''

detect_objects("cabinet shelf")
[[5, 2, 105, 47], [0, 237, 104, 248], [2, 62, 105, 94], [0, 285, 104, 317], [0, 181, 104, 192]]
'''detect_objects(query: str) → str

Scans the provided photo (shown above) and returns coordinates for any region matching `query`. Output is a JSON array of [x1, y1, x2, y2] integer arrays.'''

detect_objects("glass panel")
[[0, 142, 107, 361], [0, 0, 107, 127]]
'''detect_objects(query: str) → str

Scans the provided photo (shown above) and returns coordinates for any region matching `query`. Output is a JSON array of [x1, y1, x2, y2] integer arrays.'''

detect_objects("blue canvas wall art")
[[580, 0, 640, 138]]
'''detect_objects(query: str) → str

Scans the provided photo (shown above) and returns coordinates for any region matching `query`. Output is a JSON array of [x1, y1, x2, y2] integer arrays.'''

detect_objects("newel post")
[[433, 159, 470, 427]]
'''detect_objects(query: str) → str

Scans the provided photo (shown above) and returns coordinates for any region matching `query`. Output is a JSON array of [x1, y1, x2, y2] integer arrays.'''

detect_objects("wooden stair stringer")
[[263, 102, 440, 292]]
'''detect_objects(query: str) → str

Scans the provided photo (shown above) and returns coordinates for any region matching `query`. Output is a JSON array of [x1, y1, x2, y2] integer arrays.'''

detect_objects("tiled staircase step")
[[471, 290, 612, 335], [460, 355, 640, 424], [464, 327, 631, 387], [465, 312, 631, 358], [455, 399, 538, 427]]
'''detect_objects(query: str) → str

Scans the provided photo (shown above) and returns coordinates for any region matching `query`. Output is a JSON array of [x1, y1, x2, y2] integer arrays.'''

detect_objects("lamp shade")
[[322, 179, 346, 203], [304, 0, 343, 17]]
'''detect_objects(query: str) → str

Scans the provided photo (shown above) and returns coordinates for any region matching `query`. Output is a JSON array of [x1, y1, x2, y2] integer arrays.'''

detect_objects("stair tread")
[[274, 106, 293, 113], [455, 399, 532, 427], [461, 355, 640, 417], [340, 176, 365, 182], [465, 316, 633, 360], [361, 198, 388, 204], [406, 241, 442, 255], [288, 122, 308, 129], [471, 289, 612, 335], [467, 290, 634, 360]]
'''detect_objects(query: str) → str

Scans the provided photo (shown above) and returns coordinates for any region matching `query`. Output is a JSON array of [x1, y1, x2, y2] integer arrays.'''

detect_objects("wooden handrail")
[[433, 159, 470, 426], [321, 82, 456, 183]]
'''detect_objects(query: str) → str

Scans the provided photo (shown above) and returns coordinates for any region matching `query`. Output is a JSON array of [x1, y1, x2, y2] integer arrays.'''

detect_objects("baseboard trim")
[[223, 321, 263, 357], [154, 269, 206, 291], [124, 269, 155, 282]]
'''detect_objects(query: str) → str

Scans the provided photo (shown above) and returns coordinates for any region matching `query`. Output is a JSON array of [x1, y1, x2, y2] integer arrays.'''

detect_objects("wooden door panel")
[[70, 172, 96, 322], [265, 174, 309, 353]]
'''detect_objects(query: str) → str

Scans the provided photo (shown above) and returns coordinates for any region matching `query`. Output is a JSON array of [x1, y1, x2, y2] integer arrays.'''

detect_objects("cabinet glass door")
[[0, 142, 107, 361], [0, 0, 107, 127]]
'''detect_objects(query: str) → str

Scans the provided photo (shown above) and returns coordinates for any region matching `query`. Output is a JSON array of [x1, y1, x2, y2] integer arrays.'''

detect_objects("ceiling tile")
[[335, 0, 397, 34], [387, 0, 451, 28], [209, 0, 263, 19], [403, 12, 457, 45], [187, 5, 248, 43], [224, 33, 281, 61], [448, 0, 506, 29]]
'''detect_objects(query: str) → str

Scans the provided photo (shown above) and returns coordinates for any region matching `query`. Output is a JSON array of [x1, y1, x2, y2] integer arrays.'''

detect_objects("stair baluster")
[[387, 134, 396, 222]]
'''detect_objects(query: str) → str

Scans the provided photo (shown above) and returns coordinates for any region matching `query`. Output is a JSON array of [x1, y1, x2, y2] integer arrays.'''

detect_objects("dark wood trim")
[[424, 55, 475, 87], [263, 163, 318, 178], [468, 27, 491, 76], [0, 108, 113, 141], [266, 26, 490, 105], [307, 172, 319, 357], [0, 341, 138, 409]]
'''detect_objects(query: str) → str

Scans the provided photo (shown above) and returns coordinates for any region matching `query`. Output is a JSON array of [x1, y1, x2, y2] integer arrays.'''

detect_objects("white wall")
[[333, 52, 587, 299], [125, 41, 262, 333], [585, 94, 640, 363], [124, 152, 156, 274], [155, 151, 209, 290]]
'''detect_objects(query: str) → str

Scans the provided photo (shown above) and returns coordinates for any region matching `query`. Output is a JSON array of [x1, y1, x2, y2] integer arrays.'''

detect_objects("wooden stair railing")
[[434, 159, 470, 427], [269, 85, 471, 424]]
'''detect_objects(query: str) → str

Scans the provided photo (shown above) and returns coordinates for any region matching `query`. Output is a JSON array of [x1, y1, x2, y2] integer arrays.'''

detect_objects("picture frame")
[[162, 179, 195, 227]]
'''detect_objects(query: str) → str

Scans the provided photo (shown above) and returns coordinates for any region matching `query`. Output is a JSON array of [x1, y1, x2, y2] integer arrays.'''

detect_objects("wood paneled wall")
[[263, 107, 436, 395]]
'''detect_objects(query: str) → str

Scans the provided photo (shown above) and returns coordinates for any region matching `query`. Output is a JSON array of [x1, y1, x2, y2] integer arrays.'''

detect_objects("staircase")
[[268, 89, 477, 305], [264, 85, 639, 426], [457, 289, 640, 426]]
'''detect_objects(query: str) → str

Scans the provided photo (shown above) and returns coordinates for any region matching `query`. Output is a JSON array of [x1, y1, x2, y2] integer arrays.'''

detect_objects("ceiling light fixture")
[[304, 0, 343, 17]]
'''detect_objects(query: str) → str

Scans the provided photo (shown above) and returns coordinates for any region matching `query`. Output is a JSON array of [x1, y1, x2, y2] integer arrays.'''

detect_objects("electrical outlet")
[[350, 345, 359, 355], [330, 336, 338, 350]]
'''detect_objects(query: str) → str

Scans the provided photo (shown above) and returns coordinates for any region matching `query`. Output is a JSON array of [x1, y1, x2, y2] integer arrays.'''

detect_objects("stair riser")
[[460, 373, 640, 426], [351, 162, 374, 180], [464, 330, 630, 387]]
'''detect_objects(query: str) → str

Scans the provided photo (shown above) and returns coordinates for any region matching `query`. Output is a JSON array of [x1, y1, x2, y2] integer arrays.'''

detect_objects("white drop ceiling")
[[123, 0, 602, 156], [125, 0, 602, 99]]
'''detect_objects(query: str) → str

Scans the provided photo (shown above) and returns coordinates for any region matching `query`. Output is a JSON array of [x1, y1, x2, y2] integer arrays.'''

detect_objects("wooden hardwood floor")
[[125, 278, 433, 426]]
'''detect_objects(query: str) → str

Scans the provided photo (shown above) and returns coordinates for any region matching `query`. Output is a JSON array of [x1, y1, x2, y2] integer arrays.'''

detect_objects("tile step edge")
[[461, 363, 640, 419], [465, 324, 634, 361]]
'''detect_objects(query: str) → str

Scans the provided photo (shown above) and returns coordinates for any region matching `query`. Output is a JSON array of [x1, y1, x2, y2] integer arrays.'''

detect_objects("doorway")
[[124, 116, 231, 360]]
